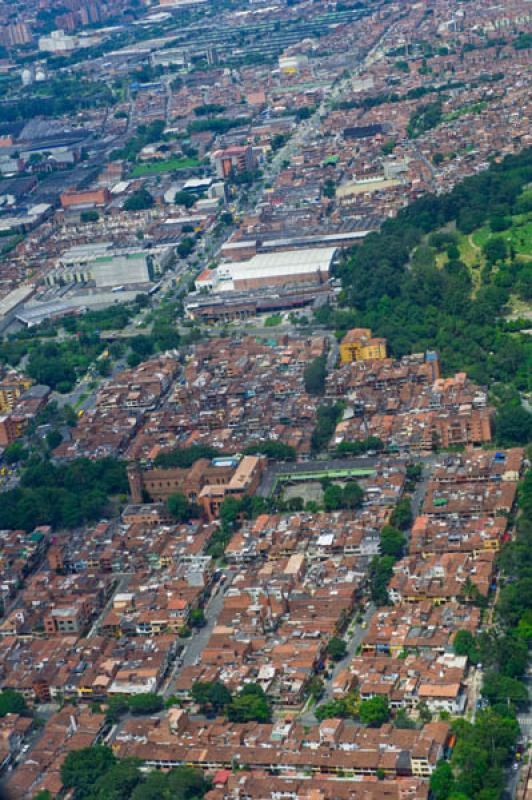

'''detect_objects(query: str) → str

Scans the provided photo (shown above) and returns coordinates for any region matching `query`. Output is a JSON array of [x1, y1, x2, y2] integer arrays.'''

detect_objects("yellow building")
[[339, 328, 387, 365], [0, 373, 32, 412]]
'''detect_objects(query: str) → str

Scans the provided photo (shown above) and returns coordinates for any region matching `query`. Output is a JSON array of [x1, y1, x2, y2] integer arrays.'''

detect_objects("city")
[[0, 0, 531, 799]]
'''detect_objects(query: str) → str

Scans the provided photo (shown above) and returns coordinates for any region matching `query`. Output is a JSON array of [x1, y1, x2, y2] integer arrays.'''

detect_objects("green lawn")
[[131, 157, 200, 176], [472, 218, 532, 259]]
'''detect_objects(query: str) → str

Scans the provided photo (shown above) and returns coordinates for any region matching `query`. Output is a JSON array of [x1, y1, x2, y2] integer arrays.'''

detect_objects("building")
[[212, 145, 254, 179], [38, 29, 79, 53], [0, 372, 32, 412], [197, 247, 335, 293], [60, 188, 110, 210], [127, 456, 265, 520], [339, 328, 387, 364]]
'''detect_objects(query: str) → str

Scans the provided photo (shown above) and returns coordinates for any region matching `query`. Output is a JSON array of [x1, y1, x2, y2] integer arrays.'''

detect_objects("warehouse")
[[197, 247, 336, 293]]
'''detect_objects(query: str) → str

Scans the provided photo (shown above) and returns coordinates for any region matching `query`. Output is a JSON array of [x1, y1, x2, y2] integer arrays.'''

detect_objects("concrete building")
[[196, 247, 335, 293], [339, 328, 387, 364], [212, 145, 254, 179]]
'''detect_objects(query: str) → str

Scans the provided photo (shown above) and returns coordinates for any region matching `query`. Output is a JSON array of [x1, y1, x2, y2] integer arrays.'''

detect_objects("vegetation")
[[243, 440, 296, 460], [191, 680, 271, 722], [26, 336, 107, 392], [0, 457, 128, 531], [167, 493, 199, 522], [154, 445, 221, 469], [323, 480, 364, 511], [0, 76, 114, 122], [60, 746, 210, 800], [336, 436, 384, 455], [304, 355, 327, 395], [326, 636, 347, 661], [131, 157, 200, 177], [317, 148, 532, 400], [123, 188, 154, 211], [358, 696, 390, 726], [0, 689, 28, 717], [311, 403, 343, 452]]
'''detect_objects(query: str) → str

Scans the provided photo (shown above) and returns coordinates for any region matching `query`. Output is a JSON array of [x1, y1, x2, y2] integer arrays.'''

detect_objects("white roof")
[[218, 247, 335, 280], [0, 285, 35, 318]]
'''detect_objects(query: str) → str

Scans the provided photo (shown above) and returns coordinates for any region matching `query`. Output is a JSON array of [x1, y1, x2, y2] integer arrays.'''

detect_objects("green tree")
[[0, 689, 27, 717], [482, 237, 507, 265], [359, 695, 390, 726], [430, 761, 455, 800], [192, 681, 232, 713], [323, 484, 343, 511], [89, 758, 142, 800], [123, 188, 154, 212], [189, 608, 206, 628], [227, 683, 271, 723], [390, 498, 413, 530], [342, 481, 364, 509], [127, 694, 164, 715], [3, 441, 28, 463], [304, 356, 327, 395], [167, 493, 194, 522], [46, 429, 62, 450], [327, 636, 347, 661], [453, 630, 478, 662], [380, 525, 406, 558], [175, 191, 196, 209], [60, 745, 116, 799], [495, 405, 532, 446]]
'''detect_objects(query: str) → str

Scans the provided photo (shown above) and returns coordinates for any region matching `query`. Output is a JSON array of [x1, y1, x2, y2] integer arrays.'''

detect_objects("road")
[[298, 602, 376, 725], [163, 570, 235, 698]]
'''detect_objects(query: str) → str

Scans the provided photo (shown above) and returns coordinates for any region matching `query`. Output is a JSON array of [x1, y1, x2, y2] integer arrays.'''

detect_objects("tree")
[[0, 689, 27, 717], [482, 237, 507, 265], [453, 630, 478, 662], [123, 188, 154, 212], [61, 745, 116, 799], [494, 405, 532, 446], [323, 484, 343, 511], [175, 191, 196, 209], [189, 608, 206, 628], [81, 209, 99, 223], [430, 761, 455, 800], [390, 498, 413, 530], [177, 237, 195, 259], [46, 429, 62, 450], [327, 636, 347, 661], [380, 525, 406, 558], [304, 356, 327, 395], [482, 672, 528, 708], [227, 684, 271, 723], [89, 758, 142, 800], [167, 493, 194, 522], [192, 681, 232, 713], [105, 695, 128, 723], [3, 441, 28, 463], [127, 694, 164, 715], [359, 696, 390, 726], [342, 481, 364, 509]]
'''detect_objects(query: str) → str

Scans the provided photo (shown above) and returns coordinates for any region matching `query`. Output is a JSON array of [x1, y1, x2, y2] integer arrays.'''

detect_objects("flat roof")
[[219, 247, 335, 280]]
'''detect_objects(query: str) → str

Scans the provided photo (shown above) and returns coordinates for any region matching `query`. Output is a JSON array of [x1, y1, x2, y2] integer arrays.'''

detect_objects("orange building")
[[60, 188, 110, 209]]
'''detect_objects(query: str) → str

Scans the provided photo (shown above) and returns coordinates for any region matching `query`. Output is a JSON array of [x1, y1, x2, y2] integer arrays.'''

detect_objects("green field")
[[131, 157, 201, 176], [472, 218, 532, 259]]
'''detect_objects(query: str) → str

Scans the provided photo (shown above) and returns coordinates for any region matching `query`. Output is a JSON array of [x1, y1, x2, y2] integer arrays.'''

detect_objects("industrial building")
[[47, 245, 174, 289], [195, 247, 335, 293]]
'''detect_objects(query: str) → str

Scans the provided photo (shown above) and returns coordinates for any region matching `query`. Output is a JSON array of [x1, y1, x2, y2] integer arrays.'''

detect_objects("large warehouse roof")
[[218, 247, 335, 280]]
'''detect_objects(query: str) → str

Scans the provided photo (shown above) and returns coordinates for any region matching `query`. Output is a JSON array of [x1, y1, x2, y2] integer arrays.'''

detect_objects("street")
[[163, 570, 236, 698]]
